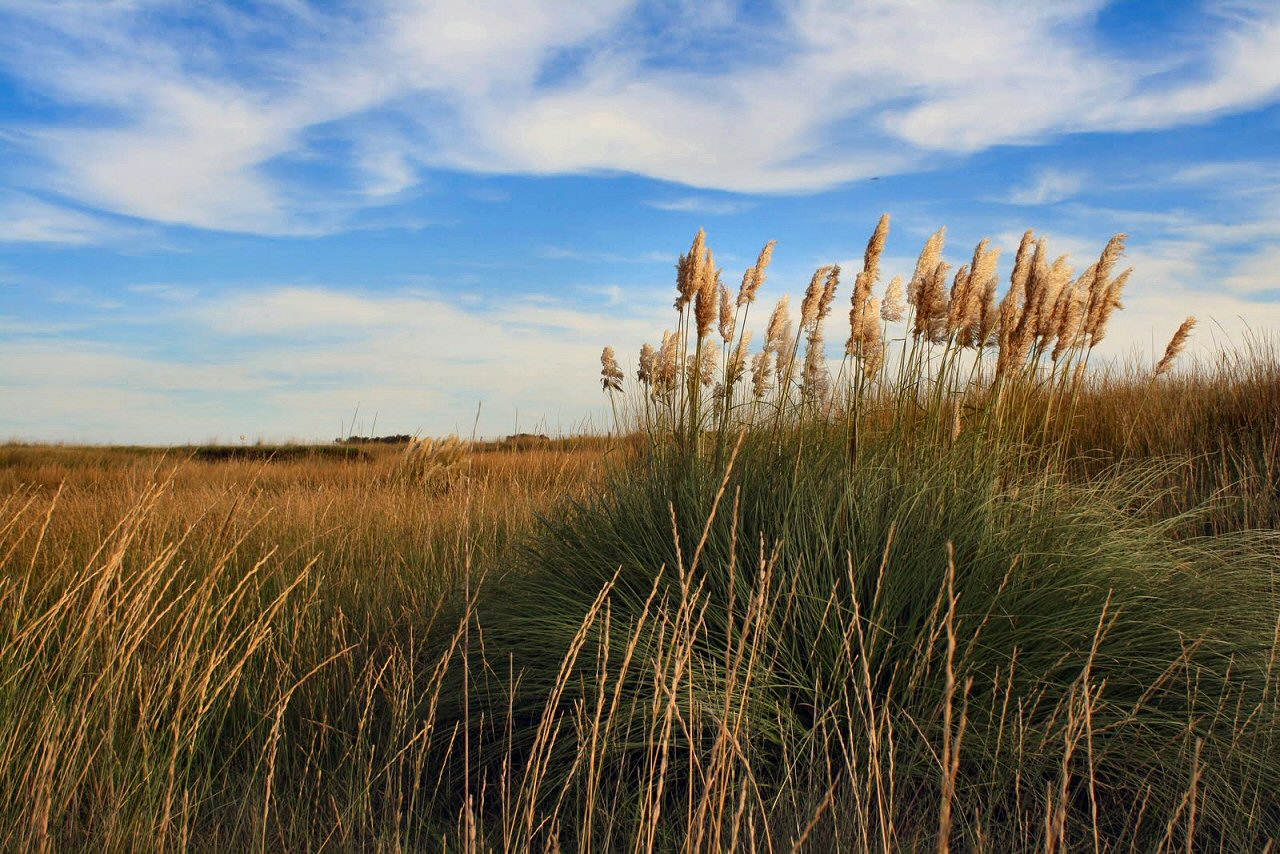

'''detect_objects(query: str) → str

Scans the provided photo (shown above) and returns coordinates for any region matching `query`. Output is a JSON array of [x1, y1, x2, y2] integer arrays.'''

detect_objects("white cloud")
[[0, 282, 675, 443], [536, 245, 669, 264], [2, 2, 1279, 232], [0, 191, 148, 245], [1007, 169, 1085, 206], [128, 283, 199, 301], [645, 196, 756, 215]]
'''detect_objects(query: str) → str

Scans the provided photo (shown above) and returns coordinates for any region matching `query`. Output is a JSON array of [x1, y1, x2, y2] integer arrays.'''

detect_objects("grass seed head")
[[976, 273, 999, 348], [600, 346, 625, 391], [694, 247, 721, 339], [802, 332, 830, 401], [818, 264, 840, 322], [697, 345, 718, 386], [727, 331, 752, 387], [718, 281, 735, 341], [1090, 266, 1132, 347], [675, 228, 706, 310], [864, 213, 890, 281], [800, 266, 833, 330], [637, 343, 655, 384], [765, 295, 791, 353], [908, 226, 946, 308], [881, 275, 906, 322], [750, 350, 772, 398], [1050, 284, 1087, 361], [737, 239, 777, 306], [1155, 316, 1196, 375], [946, 263, 972, 334]]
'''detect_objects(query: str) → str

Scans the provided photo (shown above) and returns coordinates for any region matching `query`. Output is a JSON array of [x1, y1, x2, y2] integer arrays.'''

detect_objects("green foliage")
[[451, 426, 1280, 849]]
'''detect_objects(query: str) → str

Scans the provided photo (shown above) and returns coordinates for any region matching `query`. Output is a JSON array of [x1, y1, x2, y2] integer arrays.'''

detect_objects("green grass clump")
[[448, 428, 1280, 849], [429, 221, 1280, 849]]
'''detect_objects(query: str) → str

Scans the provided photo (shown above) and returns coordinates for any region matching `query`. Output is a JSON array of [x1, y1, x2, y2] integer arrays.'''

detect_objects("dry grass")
[[2, 218, 1278, 851]]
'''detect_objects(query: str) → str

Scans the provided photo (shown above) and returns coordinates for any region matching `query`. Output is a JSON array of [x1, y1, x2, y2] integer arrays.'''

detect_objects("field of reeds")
[[2, 217, 1278, 851]]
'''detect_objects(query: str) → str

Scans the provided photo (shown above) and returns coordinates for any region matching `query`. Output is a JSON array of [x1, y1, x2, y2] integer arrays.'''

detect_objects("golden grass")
[[2, 217, 1277, 850]]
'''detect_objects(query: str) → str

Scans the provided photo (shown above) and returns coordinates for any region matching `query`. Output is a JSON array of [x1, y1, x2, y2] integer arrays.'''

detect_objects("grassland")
[[2, 219, 1279, 851]]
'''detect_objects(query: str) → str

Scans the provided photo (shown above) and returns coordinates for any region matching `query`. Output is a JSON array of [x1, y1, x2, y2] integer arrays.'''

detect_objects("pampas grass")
[[5, 216, 1277, 852], [1155, 316, 1197, 376]]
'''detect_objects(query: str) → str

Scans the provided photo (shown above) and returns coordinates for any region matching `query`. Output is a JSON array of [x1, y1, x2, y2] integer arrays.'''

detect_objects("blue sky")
[[1, 0, 1279, 443]]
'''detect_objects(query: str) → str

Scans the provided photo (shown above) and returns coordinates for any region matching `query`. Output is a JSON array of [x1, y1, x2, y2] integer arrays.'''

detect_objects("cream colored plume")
[[718, 281, 735, 342], [637, 343, 656, 383], [675, 229, 706, 310], [881, 275, 906, 322], [737, 240, 777, 306], [908, 227, 946, 308], [1155, 316, 1196, 376], [600, 346, 624, 392]]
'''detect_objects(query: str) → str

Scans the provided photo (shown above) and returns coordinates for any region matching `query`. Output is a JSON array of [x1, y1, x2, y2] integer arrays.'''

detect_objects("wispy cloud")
[[1006, 169, 1085, 206], [0, 282, 672, 443], [2, 2, 1279, 234], [127, 283, 199, 302], [644, 195, 757, 215], [0, 191, 150, 245], [536, 245, 669, 264]]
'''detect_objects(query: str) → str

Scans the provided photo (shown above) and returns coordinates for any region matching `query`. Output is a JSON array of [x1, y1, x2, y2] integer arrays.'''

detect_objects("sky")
[[1, 0, 1279, 444]]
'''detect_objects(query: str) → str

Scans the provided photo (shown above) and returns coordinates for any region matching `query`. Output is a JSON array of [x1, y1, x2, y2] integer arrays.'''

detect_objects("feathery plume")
[[1014, 238, 1048, 343], [765, 295, 791, 353], [1034, 255, 1073, 345], [881, 275, 906, 322], [908, 227, 946, 308], [1085, 234, 1127, 341], [751, 351, 772, 398], [1008, 229, 1036, 306], [802, 333, 830, 402], [864, 213, 890, 281], [637, 343, 655, 384], [956, 238, 999, 345], [775, 322, 795, 380], [655, 330, 679, 396], [600, 346, 624, 392], [859, 297, 884, 369], [697, 345, 718, 386], [843, 216, 889, 353], [1050, 284, 1087, 362], [914, 261, 951, 342], [675, 229, 706, 310], [946, 263, 972, 335], [1155, 316, 1196, 376], [693, 248, 721, 339], [1094, 233, 1127, 293], [975, 273, 999, 348], [1090, 267, 1132, 347], [727, 331, 752, 388], [1040, 258, 1075, 345], [718, 281, 735, 341], [818, 264, 840, 323], [800, 266, 832, 330], [995, 284, 1023, 377], [737, 240, 777, 306]]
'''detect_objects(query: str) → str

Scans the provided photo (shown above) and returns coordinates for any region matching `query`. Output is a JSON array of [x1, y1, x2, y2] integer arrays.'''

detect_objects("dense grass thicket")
[[2, 218, 1278, 850]]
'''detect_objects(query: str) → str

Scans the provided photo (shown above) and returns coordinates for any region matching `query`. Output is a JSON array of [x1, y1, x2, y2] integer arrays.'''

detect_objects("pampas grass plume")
[[718, 281, 735, 342], [881, 275, 906, 322], [737, 240, 777, 306], [1155, 316, 1196, 376], [600, 346, 624, 391], [637, 343, 655, 383], [694, 248, 720, 339]]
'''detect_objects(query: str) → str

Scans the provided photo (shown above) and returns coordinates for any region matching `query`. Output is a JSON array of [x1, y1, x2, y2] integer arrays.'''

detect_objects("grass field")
[[3, 221, 1279, 851]]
